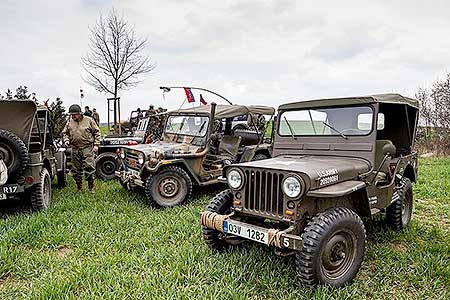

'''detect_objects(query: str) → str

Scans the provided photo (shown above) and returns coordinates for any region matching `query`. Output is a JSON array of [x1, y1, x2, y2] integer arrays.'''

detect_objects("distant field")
[[0, 158, 449, 299]]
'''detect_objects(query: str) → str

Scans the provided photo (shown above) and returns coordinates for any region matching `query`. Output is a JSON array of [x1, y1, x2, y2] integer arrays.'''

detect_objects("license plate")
[[223, 219, 269, 244], [2, 185, 19, 194], [0, 193, 6, 200]]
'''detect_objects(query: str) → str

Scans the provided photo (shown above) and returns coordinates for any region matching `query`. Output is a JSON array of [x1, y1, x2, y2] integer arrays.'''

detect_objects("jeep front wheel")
[[202, 189, 243, 250], [296, 208, 366, 288], [95, 152, 119, 180], [386, 178, 413, 231], [145, 166, 192, 207], [30, 168, 52, 211]]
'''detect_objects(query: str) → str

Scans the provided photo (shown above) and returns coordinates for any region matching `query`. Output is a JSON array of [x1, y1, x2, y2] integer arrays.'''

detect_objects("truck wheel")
[[145, 166, 192, 207], [56, 154, 67, 188], [202, 189, 239, 250], [30, 168, 52, 211], [386, 178, 413, 231], [0, 129, 29, 180], [296, 208, 366, 288], [252, 153, 269, 161], [95, 152, 118, 180]]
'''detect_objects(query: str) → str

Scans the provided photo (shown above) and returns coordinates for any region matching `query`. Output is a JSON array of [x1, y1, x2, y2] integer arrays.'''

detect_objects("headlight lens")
[[282, 176, 302, 198], [227, 169, 243, 189], [120, 149, 125, 159], [138, 153, 145, 164]]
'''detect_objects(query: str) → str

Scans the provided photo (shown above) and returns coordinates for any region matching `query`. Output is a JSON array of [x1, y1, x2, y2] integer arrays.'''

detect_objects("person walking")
[[63, 104, 101, 193], [84, 106, 93, 117], [92, 108, 100, 125]]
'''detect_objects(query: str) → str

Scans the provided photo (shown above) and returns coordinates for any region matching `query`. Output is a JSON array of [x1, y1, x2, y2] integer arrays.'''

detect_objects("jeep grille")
[[124, 151, 141, 171], [243, 169, 285, 218]]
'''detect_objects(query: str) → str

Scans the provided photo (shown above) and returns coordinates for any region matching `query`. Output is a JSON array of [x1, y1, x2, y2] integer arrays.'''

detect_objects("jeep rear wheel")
[[0, 129, 29, 180], [145, 166, 192, 207], [386, 178, 413, 231], [202, 189, 242, 250], [95, 152, 119, 180], [296, 208, 366, 288], [30, 168, 52, 211]]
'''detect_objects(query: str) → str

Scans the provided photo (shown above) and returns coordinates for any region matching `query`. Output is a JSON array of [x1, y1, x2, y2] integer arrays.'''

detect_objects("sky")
[[1, 0, 450, 121]]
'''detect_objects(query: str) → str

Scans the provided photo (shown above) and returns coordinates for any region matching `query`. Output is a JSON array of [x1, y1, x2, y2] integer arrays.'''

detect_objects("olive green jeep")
[[0, 100, 67, 210], [116, 103, 275, 207], [201, 94, 419, 288]]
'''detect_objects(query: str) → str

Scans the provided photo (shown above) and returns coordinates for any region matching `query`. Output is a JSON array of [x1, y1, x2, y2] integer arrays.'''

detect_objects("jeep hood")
[[122, 140, 200, 157], [0, 100, 37, 144], [236, 155, 371, 190]]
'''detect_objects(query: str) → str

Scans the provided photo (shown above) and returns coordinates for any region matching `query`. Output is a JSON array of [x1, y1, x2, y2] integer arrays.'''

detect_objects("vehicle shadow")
[[0, 197, 33, 218]]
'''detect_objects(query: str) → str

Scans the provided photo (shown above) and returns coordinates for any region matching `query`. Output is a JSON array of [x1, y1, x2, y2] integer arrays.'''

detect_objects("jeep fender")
[[307, 181, 371, 217], [144, 159, 202, 185]]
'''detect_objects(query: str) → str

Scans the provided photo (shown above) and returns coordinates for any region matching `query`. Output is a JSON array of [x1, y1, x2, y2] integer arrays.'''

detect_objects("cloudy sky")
[[1, 0, 449, 119]]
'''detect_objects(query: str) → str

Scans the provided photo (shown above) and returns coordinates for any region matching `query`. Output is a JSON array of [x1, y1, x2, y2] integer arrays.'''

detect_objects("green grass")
[[1, 158, 450, 299]]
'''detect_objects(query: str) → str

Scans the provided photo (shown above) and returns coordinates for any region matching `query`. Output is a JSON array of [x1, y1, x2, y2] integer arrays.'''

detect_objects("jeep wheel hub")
[[321, 230, 356, 279], [159, 178, 179, 198]]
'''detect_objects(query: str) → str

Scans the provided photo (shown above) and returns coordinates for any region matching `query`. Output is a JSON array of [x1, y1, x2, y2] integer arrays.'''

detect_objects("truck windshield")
[[278, 106, 374, 136], [165, 115, 209, 137]]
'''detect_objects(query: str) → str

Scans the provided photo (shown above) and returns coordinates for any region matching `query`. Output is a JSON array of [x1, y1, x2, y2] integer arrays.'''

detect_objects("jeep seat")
[[218, 135, 242, 160], [374, 139, 396, 174]]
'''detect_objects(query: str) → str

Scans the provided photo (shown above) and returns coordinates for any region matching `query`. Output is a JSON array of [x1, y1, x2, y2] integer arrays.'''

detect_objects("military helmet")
[[69, 104, 82, 114]]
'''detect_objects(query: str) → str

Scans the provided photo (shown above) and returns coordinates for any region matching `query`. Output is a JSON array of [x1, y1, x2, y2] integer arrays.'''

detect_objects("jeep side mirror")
[[382, 143, 396, 157]]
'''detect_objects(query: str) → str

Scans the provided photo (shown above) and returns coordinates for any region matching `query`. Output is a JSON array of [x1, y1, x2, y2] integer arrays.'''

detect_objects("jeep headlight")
[[227, 169, 243, 190], [282, 176, 302, 198], [120, 148, 125, 159], [138, 153, 145, 164]]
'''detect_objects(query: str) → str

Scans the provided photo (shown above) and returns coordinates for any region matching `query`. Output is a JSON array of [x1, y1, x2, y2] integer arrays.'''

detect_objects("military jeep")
[[0, 100, 67, 210], [94, 112, 167, 180], [116, 103, 275, 207], [201, 94, 419, 288]]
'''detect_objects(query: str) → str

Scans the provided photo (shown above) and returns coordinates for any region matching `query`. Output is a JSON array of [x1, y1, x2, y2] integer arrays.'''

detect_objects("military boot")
[[76, 180, 83, 192], [88, 178, 95, 193]]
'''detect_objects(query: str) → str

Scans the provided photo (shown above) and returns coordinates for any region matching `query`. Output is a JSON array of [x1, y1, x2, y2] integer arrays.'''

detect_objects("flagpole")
[[160, 86, 233, 105]]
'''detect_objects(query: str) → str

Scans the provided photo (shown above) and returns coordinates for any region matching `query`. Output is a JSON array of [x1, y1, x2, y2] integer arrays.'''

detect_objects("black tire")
[[56, 154, 68, 188], [252, 152, 269, 161], [296, 208, 366, 288], [386, 178, 413, 231], [95, 152, 119, 180], [30, 168, 52, 211], [202, 189, 236, 251], [144, 166, 192, 207], [0, 129, 29, 180]]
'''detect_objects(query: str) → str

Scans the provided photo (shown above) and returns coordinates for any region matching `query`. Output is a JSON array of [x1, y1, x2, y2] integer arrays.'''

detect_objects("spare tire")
[[233, 129, 263, 146], [0, 129, 29, 180]]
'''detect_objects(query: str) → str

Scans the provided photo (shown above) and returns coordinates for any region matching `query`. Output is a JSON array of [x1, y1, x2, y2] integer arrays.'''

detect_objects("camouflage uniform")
[[62, 116, 101, 184]]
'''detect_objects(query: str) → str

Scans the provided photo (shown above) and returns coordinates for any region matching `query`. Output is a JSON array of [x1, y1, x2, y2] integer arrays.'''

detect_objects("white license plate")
[[0, 193, 6, 200], [223, 220, 269, 244]]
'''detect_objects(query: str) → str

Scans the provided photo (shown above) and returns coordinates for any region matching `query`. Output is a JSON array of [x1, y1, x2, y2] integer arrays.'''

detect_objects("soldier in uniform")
[[63, 104, 101, 193], [92, 108, 100, 125]]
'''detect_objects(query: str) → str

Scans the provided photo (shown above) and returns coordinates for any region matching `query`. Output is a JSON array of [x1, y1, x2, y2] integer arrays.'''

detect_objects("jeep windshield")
[[279, 106, 375, 136], [165, 115, 209, 137]]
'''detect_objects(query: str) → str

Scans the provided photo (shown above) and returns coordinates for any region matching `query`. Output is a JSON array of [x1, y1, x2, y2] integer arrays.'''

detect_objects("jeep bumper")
[[201, 211, 302, 250], [115, 170, 145, 187], [0, 184, 25, 200]]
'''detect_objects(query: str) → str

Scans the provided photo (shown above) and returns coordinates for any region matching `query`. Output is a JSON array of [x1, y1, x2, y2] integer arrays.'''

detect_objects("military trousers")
[[71, 145, 96, 182]]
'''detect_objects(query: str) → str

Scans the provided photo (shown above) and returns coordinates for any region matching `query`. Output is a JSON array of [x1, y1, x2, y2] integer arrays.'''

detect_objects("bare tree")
[[82, 9, 155, 126]]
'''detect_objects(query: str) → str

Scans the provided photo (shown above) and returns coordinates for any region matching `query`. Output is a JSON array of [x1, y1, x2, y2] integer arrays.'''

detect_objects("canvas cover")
[[279, 93, 419, 110], [169, 104, 275, 120], [0, 100, 37, 144]]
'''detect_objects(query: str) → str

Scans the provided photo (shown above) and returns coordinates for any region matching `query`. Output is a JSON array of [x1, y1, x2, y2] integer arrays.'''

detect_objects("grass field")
[[1, 158, 449, 299]]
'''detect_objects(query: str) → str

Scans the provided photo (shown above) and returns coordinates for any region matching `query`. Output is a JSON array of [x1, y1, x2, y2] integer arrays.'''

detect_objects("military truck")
[[201, 94, 419, 288], [95, 111, 167, 180], [0, 100, 67, 210], [116, 103, 275, 207]]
